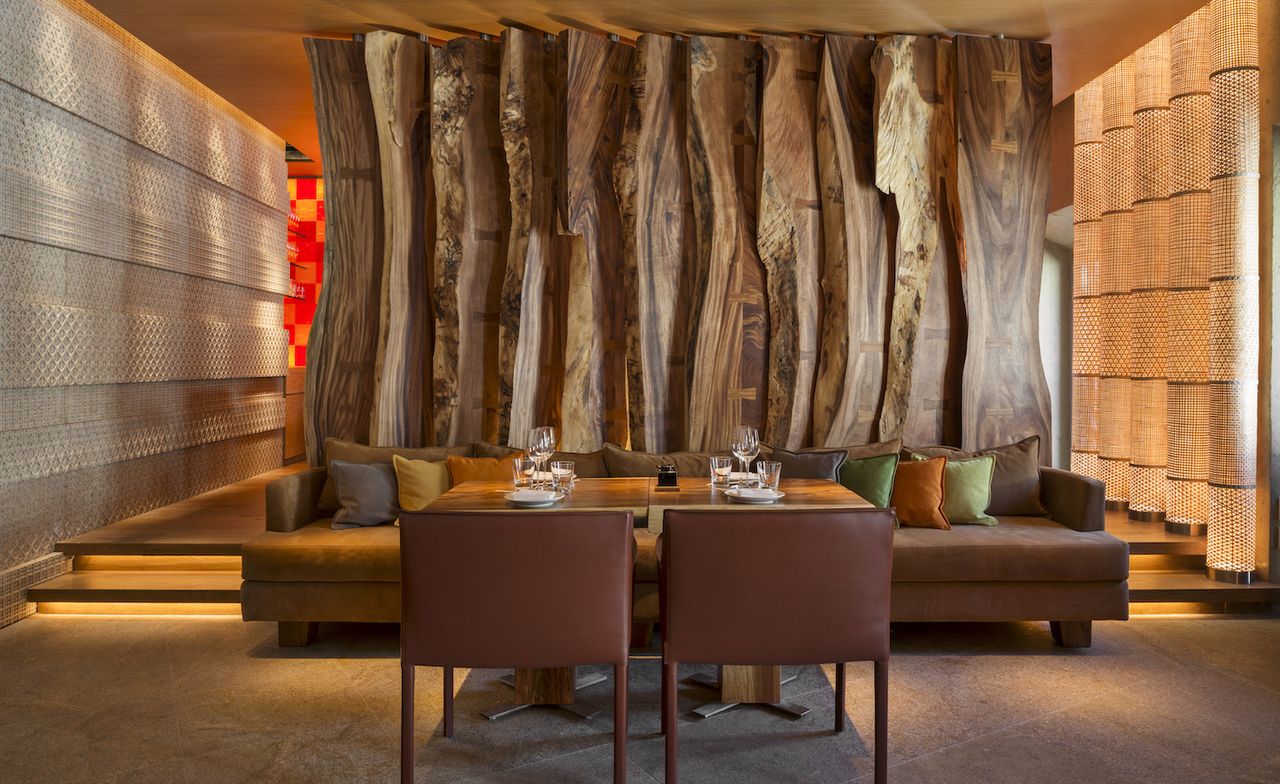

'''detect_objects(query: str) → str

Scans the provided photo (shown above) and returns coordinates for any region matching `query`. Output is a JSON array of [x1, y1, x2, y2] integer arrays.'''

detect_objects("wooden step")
[[26, 571, 242, 604], [73, 555, 241, 572], [1105, 511, 1207, 556], [1129, 570, 1280, 603]]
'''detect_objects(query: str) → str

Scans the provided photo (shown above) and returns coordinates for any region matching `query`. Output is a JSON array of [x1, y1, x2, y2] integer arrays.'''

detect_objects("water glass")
[[550, 460, 575, 494], [709, 456, 734, 489], [757, 461, 783, 493], [512, 457, 536, 489]]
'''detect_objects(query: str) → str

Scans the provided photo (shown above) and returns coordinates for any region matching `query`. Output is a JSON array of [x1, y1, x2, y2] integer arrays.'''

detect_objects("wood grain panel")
[[685, 35, 768, 452], [614, 34, 694, 452], [954, 36, 1054, 454], [812, 35, 891, 447], [367, 31, 431, 448], [757, 35, 822, 450], [557, 30, 635, 451], [499, 29, 568, 447], [873, 35, 959, 444], [431, 36, 510, 447], [302, 37, 383, 465]]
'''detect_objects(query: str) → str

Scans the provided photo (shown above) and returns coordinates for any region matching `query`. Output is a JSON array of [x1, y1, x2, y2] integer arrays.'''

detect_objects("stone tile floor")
[[1, 615, 1278, 783]]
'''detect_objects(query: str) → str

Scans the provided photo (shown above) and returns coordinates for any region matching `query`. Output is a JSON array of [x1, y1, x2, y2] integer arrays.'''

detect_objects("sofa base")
[[278, 621, 318, 647], [1050, 620, 1092, 648]]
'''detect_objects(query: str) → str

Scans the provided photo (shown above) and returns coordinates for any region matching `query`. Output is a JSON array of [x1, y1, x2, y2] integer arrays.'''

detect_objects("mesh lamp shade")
[[1166, 7, 1211, 536], [1128, 34, 1171, 522], [1098, 56, 1136, 509], [1071, 77, 1105, 483], [1206, 0, 1260, 582]]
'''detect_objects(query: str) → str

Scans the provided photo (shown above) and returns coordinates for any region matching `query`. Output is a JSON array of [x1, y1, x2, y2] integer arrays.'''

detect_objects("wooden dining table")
[[425, 474, 870, 720]]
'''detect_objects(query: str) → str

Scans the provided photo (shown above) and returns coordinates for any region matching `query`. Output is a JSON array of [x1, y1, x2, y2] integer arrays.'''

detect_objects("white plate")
[[725, 488, 785, 504], [504, 489, 564, 508]]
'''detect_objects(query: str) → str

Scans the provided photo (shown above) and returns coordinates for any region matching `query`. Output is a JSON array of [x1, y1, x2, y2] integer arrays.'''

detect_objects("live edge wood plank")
[[432, 36, 510, 447], [500, 29, 567, 447], [557, 29, 634, 452], [614, 34, 694, 452], [954, 35, 1053, 454], [686, 35, 769, 452], [302, 38, 383, 465], [813, 35, 891, 447], [757, 35, 822, 450], [367, 31, 431, 448]]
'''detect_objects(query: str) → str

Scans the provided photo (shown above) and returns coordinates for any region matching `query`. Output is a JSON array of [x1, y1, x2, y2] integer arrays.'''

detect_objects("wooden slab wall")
[[366, 31, 432, 448], [614, 34, 694, 453], [302, 38, 384, 465], [499, 29, 567, 447], [757, 35, 822, 450], [812, 35, 891, 447], [685, 35, 769, 452], [557, 30, 635, 451], [431, 36, 510, 447], [953, 35, 1054, 455]]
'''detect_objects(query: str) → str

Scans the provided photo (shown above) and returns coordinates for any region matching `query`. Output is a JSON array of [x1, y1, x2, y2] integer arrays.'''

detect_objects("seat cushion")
[[891, 516, 1129, 582], [242, 521, 401, 582]]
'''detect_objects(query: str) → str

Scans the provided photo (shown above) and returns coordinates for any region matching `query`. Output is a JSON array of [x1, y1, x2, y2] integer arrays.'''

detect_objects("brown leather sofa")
[[241, 444, 1127, 648]]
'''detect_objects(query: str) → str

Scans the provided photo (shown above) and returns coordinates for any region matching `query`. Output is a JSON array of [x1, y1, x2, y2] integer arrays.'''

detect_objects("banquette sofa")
[[241, 438, 1128, 648]]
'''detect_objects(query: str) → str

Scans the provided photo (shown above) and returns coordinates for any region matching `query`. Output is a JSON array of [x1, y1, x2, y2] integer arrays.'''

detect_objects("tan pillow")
[[890, 456, 950, 529], [392, 455, 450, 512], [447, 453, 525, 485], [907, 435, 1045, 516], [602, 443, 720, 478], [318, 438, 473, 512]]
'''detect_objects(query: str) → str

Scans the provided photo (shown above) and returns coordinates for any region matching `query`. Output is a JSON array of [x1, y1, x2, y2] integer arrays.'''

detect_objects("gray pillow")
[[331, 460, 399, 529], [766, 447, 846, 481]]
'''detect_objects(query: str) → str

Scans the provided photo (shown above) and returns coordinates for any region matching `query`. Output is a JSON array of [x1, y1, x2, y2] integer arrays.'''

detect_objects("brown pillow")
[[319, 438, 473, 512], [603, 443, 720, 478], [768, 447, 846, 481], [800, 439, 902, 461], [447, 454, 524, 485], [550, 449, 609, 478], [907, 435, 1045, 516], [473, 441, 521, 459], [890, 456, 950, 529]]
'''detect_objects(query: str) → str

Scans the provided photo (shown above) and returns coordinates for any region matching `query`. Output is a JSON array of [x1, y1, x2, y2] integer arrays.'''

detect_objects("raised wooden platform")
[[1104, 510, 1207, 556], [27, 571, 242, 603], [1129, 571, 1280, 604]]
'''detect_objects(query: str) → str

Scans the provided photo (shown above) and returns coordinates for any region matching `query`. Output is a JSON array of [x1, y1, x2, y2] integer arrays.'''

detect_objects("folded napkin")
[[734, 488, 780, 500], [507, 489, 560, 502]]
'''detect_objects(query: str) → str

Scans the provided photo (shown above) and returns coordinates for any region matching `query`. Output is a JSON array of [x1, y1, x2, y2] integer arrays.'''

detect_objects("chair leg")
[[660, 662, 670, 736], [615, 661, 628, 784], [443, 666, 454, 738], [401, 663, 414, 784], [664, 661, 678, 784], [874, 659, 888, 784], [834, 662, 846, 733]]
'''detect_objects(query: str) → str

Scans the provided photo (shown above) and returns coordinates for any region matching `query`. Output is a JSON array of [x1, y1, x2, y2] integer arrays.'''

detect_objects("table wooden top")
[[427, 477, 652, 521], [645, 477, 870, 532]]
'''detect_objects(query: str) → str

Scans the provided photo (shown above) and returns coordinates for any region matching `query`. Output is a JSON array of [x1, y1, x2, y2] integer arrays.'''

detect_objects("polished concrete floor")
[[1, 615, 1278, 783]]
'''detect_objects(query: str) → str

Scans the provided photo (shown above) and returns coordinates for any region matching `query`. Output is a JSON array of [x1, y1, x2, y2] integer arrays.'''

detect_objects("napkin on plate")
[[507, 489, 559, 503]]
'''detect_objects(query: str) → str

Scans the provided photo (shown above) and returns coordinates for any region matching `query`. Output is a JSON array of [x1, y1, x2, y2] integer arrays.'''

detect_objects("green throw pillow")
[[839, 453, 899, 508], [913, 452, 997, 525]]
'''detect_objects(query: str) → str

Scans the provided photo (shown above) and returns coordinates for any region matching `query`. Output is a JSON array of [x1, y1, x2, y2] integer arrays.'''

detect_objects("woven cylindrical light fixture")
[[1098, 56, 1135, 510], [1206, 0, 1260, 583], [1071, 77, 1105, 483], [1129, 35, 1171, 522], [1166, 7, 1212, 536]]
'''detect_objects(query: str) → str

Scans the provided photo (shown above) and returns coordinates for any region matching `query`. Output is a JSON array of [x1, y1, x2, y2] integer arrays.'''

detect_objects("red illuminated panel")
[[286, 177, 324, 367]]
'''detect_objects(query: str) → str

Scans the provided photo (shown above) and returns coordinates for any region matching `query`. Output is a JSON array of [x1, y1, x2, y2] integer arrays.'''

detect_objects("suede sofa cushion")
[[474, 442, 609, 477], [603, 443, 720, 478], [242, 520, 401, 582], [840, 453, 899, 507], [447, 454, 523, 484], [473, 442, 521, 458], [762, 439, 902, 462], [891, 456, 949, 529], [330, 461, 399, 529], [392, 455, 450, 512], [908, 435, 1046, 516], [891, 517, 1129, 582], [319, 438, 472, 512], [768, 447, 846, 481]]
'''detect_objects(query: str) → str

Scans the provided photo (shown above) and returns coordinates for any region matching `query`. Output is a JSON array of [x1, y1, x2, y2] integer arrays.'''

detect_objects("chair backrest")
[[662, 508, 894, 665], [399, 510, 634, 668]]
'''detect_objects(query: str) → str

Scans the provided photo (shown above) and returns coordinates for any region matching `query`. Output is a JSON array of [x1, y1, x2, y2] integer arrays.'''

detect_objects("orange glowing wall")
[[286, 177, 324, 366]]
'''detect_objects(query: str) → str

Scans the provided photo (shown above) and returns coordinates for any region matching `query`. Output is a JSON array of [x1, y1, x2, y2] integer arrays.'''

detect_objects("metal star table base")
[[480, 671, 609, 721], [684, 670, 811, 719]]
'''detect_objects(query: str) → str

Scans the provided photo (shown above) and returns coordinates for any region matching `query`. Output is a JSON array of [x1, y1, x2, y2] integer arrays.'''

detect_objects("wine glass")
[[730, 426, 760, 487], [551, 460, 575, 494], [528, 426, 556, 490]]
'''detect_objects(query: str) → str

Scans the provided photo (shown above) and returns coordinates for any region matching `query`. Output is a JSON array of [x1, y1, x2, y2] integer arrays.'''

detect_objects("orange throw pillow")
[[446, 453, 524, 485], [890, 456, 950, 529]]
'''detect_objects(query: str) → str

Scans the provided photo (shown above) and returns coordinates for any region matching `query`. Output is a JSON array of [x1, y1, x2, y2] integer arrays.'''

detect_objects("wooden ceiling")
[[89, 0, 1207, 170]]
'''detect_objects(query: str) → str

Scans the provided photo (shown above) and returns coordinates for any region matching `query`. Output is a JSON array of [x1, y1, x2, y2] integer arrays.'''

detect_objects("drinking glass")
[[730, 426, 760, 485], [511, 457, 536, 489], [550, 460, 575, 494], [709, 456, 734, 489], [528, 426, 556, 489], [757, 461, 783, 493]]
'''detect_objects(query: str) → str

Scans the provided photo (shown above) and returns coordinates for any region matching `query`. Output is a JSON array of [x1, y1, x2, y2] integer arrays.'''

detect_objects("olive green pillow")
[[913, 452, 997, 525], [839, 453, 900, 508]]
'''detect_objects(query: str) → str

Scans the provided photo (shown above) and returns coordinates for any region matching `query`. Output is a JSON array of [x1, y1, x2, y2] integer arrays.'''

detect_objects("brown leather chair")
[[399, 510, 635, 784], [659, 508, 895, 784]]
